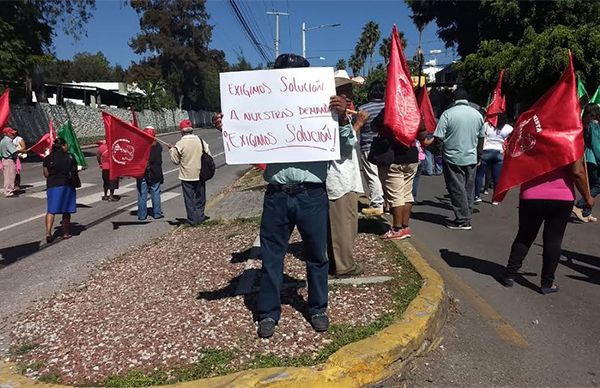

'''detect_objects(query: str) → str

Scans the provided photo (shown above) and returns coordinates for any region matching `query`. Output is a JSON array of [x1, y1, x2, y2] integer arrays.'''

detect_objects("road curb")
[[0, 237, 447, 387]]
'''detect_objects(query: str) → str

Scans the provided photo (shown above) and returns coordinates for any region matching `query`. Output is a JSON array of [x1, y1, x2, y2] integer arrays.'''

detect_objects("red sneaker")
[[381, 227, 412, 240]]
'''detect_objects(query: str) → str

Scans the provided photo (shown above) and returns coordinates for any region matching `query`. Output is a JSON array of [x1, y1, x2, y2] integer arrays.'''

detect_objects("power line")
[[227, 0, 271, 64], [240, 0, 271, 57]]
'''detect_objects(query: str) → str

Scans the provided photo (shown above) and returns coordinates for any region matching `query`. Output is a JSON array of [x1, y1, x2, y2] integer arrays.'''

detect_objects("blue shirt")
[[264, 124, 354, 184], [585, 120, 600, 167], [434, 100, 485, 166]]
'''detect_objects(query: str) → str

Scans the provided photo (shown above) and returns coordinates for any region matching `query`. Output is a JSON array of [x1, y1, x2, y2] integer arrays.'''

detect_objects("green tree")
[[230, 55, 253, 72], [405, 0, 600, 57], [335, 59, 347, 71], [0, 0, 95, 80], [128, 79, 175, 111], [348, 54, 362, 77], [130, 0, 218, 110], [458, 25, 600, 109], [69, 52, 114, 81], [361, 21, 381, 74]]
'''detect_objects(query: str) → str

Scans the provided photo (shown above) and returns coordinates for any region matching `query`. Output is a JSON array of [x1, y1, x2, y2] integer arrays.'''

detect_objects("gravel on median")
[[9, 219, 414, 385]]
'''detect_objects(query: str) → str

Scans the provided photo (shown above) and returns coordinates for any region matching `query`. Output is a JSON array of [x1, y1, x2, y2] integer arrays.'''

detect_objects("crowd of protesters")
[[2, 52, 598, 339]]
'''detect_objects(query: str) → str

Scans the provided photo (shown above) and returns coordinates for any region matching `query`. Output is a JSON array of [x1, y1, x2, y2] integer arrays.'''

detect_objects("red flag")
[[384, 25, 421, 146], [29, 120, 58, 158], [493, 54, 583, 202], [416, 87, 437, 134], [130, 106, 139, 129], [0, 89, 10, 128], [102, 111, 154, 180], [485, 69, 506, 127]]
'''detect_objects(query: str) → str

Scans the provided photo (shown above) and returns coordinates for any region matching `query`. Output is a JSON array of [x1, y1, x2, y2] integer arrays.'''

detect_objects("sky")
[[53, 0, 456, 71]]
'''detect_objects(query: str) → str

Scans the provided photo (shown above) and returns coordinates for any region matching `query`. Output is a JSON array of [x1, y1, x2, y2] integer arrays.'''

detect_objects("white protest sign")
[[219, 67, 340, 164]]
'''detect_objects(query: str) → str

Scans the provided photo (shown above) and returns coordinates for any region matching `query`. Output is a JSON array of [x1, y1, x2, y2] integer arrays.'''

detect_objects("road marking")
[[0, 213, 46, 233], [123, 192, 181, 211], [25, 183, 96, 198], [410, 236, 529, 348]]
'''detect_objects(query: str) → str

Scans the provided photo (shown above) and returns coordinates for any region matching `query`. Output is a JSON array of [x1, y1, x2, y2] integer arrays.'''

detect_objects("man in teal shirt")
[[434, 88, 485, 229], [215, 53, 352, 339]]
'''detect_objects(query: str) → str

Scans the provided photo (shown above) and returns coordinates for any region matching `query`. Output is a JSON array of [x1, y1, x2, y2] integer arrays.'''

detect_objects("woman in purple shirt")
[[500, 158, 594, 294]]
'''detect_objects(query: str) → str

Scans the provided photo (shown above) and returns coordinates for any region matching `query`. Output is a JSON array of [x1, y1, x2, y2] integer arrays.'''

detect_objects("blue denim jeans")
[[137, 179, 162, 220], [423, 149, 443, 175], [412, 161, 423, 200], [575, 163, 600, 216], [475, 149, 503, 199], [258, 184, 329, 323]]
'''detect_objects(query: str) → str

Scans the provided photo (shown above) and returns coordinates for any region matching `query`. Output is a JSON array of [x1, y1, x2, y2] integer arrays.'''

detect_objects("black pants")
[[505, 199, 572, 287], [181, 180, 206, 226]]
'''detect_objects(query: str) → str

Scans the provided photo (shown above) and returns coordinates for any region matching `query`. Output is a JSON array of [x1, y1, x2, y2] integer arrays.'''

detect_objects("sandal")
[[63, 234, 72, 239], [540, 284, 560, 295], [45, 235, 54, 244]]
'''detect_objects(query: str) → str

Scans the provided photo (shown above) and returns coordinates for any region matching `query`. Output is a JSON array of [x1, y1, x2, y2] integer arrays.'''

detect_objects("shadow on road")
[[411, 211, 449, 226], [112, 221, 151, 230], [439, 248, 540, 292], [559, 248, 600, 286], [0, 241, 41, 267]]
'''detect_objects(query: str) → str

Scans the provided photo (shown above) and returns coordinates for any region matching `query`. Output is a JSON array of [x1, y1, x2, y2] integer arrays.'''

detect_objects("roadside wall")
[[6, 102, 215, 145]]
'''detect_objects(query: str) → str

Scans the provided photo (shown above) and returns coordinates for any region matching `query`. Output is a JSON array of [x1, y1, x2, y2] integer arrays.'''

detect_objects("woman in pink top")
[[501, 158, 594, 294]]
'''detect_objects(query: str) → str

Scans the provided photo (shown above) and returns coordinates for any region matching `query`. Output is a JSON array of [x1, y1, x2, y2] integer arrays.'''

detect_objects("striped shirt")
[[358, 100, 385, 152]]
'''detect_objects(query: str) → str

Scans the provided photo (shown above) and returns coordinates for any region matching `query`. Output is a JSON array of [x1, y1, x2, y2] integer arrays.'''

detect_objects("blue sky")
[[53, 0, 456, 71]]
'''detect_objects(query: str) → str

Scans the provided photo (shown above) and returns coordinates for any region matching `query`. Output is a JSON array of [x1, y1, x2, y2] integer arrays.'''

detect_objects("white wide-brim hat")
[[334, 69, 362, 87]]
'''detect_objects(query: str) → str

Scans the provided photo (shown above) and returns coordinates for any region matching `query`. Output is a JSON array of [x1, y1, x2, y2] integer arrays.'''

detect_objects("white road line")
[[78, 187, 136, 205], [124, 192, 181, 211], [26, 183, 96, 199], [0, 213, 46, 233]]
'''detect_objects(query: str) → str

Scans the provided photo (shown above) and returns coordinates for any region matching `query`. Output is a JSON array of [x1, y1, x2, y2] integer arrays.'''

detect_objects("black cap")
[[453, 87, 469, 101], [273, 53, 310, 69]]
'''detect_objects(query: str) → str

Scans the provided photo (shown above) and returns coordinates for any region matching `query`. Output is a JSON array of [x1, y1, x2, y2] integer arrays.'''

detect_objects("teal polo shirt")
[[434, 100, 485, 166]]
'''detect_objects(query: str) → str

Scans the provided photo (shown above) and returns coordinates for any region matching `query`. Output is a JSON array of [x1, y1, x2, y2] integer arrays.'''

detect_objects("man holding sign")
[[215, 53, 354, 338]]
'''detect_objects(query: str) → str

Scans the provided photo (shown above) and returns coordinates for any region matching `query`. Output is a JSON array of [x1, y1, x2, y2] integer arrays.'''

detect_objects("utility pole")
[[302, 22, 341, 59], [266, 11, 289, 59]]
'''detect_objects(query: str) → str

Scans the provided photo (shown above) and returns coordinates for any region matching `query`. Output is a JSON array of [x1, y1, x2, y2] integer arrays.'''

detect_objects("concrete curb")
[[0, 239, 447, 387]]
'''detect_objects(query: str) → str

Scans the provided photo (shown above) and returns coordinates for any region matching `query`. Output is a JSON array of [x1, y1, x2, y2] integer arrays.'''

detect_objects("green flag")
[[590, 86, 600, 105], [57, 120, 87, 169], [577, 77, 588, 99]]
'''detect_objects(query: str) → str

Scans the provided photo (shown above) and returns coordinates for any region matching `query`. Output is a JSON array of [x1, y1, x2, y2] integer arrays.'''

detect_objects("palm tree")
[[335, 59, 347, 70], [379, 32, 408, 64], [348, 54, 361, 77], [410, 11, 430, 80], [359, 21, 380, 74]]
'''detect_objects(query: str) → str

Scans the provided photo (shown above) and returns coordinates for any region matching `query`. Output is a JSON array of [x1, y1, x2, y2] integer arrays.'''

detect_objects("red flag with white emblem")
[[102, 111, 153, 180], [383, 25, 420, 146], [493, 53, 583, 202]]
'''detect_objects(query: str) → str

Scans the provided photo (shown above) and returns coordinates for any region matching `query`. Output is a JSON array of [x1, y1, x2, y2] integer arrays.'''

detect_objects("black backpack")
[[199, 139, 215, 181]]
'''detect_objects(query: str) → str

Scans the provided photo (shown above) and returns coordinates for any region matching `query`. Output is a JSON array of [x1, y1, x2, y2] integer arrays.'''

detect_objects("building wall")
[[7, 102, 215, 145]]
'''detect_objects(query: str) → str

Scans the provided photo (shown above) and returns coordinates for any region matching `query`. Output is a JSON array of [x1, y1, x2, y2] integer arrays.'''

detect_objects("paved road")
[[384, 174, 600, 387], [0, 129, 248, 353]]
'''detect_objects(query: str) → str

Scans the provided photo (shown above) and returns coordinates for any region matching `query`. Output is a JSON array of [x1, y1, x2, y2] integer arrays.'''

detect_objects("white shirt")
[[13, 136, 24, 151], [326, 145, 364, 200], [483, 122, 513, 152]]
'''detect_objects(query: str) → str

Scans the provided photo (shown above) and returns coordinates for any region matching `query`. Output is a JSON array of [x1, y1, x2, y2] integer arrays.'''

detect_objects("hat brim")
[[335, 78, 361, 87]]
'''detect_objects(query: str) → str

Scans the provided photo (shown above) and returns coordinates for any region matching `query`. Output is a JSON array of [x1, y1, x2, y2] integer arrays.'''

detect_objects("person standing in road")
[[12, 129, 26, 190], [357, 82, 386, 216], [169, 119, 211, 226], [572, 104, 600, 222], [474, 114, 514, 204], [97, 140, 119, 201], [1, 127, 19, 198], [43, 138, 78, 243], [434, 88, 485, 230], [136, 126, 164, 220], [501, 158, 594, 294]]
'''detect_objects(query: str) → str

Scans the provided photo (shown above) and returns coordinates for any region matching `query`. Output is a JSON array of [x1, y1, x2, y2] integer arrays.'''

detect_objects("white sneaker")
[[586, 215, 598, 222], [492, 202, 499, 206], [474, 197, 482, 204], [572, 206, 588, 222]]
